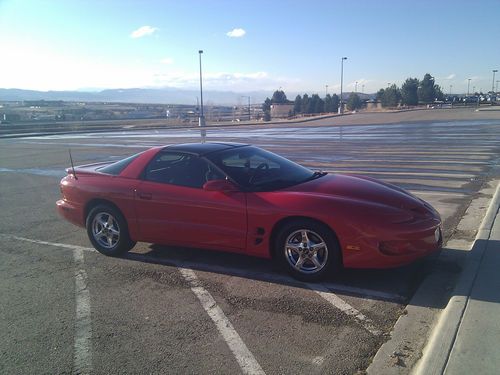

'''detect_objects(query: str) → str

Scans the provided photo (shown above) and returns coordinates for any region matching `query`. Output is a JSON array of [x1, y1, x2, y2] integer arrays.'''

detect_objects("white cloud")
[[152, 70, 289, 91], [130, 26, 158, 38], [226, 28, 246, 38], [160, 57, 174, 65], [0, 40, 292, 92], [445, 73, 456, 80]]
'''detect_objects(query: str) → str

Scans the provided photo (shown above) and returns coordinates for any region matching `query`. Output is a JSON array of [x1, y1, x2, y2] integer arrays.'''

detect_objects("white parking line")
[[1, 234, 95, 252], [0, 235, 264, 374], [1, 235, 95, 372], [73, 248, 92, 374], [305, 283, 381, 336], [2, 234, 386, 338], [179, 268, 265, 375], [321, 282, 405, 303], [11, 238, 400, 302]]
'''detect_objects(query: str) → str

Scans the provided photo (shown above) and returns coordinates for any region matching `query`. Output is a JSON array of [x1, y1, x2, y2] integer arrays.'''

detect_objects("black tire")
[[275, 219, 341, 282], [86, 204, 135, 256]]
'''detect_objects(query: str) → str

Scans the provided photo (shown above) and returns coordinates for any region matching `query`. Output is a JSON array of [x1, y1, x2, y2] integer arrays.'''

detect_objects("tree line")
[[377, 73, 445, 107], [262, 73, 446, 118], [262, 90, 345, 120]]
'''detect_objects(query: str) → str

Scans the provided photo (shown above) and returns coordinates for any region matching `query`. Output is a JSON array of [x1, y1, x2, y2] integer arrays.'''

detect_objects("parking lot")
[[2, 115, 500, 374]]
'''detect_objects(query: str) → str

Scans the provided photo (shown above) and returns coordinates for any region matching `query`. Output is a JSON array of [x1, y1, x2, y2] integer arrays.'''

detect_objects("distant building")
[[365, 100, 382, 111], [270, 103, 294, 119]]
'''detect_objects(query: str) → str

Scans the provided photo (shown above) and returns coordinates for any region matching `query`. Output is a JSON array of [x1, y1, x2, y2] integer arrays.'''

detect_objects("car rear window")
[[97, 152, 142, 175]]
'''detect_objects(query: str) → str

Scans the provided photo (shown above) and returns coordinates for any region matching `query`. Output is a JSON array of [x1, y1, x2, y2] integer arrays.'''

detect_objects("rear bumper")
[[56, 199, 85, 227]]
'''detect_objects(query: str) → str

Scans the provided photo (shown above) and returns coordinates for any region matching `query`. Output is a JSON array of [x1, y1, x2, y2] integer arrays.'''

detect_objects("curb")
[[366, 180, 500, 375], [412, 182, 500, 375]]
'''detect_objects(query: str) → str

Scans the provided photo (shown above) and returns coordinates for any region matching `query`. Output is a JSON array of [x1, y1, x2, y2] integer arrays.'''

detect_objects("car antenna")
[[69, 149, 78, 180]]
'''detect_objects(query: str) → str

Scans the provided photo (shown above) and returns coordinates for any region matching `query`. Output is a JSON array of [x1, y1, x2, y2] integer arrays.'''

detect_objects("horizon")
[[1, 0, 499, 95], [0, 86, 376, 107]]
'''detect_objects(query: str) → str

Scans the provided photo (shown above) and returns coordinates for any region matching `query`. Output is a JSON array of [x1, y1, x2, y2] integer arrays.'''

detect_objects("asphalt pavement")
[[1, 113, 500, 374]]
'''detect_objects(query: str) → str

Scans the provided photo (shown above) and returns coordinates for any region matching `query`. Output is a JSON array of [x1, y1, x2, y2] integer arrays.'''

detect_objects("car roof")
[[162, 142, 249, 156]]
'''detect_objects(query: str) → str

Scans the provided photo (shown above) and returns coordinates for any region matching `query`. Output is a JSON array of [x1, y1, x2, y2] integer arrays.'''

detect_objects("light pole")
[[362, 84, 365, 94], [355, 81, 358, 93], [325, 84, 328, 97], [467, 78, 471, 97], [241, 96, 251, 121], [449, 84, 453, 96], [496, 80, 499, 93], [339, 57, 347, 114], [492, 69, 498, 93], [198, 50, 205, 127]]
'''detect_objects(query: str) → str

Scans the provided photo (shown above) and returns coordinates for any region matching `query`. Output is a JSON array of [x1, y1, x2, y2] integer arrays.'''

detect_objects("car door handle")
[[137, 192, 152, 200]]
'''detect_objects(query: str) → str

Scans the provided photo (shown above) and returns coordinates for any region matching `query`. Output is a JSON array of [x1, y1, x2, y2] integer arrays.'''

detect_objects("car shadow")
[[120, 242, 471, 306]]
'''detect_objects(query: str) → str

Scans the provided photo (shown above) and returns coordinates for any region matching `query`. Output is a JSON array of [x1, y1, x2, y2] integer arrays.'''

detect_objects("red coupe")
[[57, 143, 442, 281]]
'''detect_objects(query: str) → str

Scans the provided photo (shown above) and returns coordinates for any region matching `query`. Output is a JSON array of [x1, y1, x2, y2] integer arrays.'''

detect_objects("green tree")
[[379, 84, 401, 107], [271, 90, 287, 103], [324, 94, 332, 112], [301, 94, 310, 113], [262, 97, 272, 121], [310, 94, 324, 113], [346, 93, 362, 111], [418, 73, 441, 103], [331, 94, 339, 113], [294, 95, 302, 114], [262, 97, 271, 112], [401, 78, 419, 106], [376, 89, 385, 102]]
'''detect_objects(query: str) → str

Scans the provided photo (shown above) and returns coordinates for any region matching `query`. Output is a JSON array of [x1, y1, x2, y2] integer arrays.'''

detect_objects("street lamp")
[[241, 96, 251, 121], [362, 84, 365, 94], [496, 80, 499, 93], [198, 50, 205, 127], [492, 69, 498, 93], [339, 57, 347, 114], [355, 81, 358, 93], [467, 78, 471, 97], [325, 84, 328, 96]]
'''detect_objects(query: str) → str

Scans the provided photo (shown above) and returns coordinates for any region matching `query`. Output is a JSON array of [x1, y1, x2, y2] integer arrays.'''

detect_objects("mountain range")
[[0, 88, 374, 105], [0, 88, 273, 106]]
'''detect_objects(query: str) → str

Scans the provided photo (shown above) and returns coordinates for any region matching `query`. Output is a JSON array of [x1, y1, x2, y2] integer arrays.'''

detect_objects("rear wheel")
[[86, 205, 135, 256], [275, 220, 340, 281]]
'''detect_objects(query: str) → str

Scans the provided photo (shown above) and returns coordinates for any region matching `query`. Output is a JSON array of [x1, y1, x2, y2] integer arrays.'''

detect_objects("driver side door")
[[134, 151, 248, 251]]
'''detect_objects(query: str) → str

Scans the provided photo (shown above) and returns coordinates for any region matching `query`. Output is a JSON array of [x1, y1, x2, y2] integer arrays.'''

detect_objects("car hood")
[[285, 173, 423, 210]]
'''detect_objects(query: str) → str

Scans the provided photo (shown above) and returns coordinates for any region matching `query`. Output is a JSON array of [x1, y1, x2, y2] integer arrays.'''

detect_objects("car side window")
[[216, 150, 280, 185], [144, 152, 224, 188]]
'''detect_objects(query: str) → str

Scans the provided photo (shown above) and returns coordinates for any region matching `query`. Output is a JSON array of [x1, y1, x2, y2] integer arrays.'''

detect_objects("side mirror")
[[203, 179, 239, 192]]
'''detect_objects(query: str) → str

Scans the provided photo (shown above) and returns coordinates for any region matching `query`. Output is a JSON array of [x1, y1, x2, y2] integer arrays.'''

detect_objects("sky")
[[1, 0, 499, 95]]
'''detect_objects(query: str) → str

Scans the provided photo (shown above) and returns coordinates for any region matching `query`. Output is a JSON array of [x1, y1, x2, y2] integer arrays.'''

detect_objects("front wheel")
[[86, 205, 135, 256], [275, 220, 341, 281]]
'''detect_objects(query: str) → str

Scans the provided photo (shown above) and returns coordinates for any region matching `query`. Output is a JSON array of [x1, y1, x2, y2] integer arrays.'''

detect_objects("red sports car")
[[57, 143, 442, 281]]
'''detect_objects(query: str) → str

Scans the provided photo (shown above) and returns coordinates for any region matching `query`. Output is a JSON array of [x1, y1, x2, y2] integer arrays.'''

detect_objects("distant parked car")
[[57, 143, 442, 281]]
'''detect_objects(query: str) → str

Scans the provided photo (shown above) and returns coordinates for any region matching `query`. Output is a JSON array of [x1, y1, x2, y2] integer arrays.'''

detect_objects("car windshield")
[[206, 146, 324, 191]]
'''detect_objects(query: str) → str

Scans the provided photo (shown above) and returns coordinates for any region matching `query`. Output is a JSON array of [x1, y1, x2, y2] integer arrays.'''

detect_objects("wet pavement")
[[1, 117, 500, 374]]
